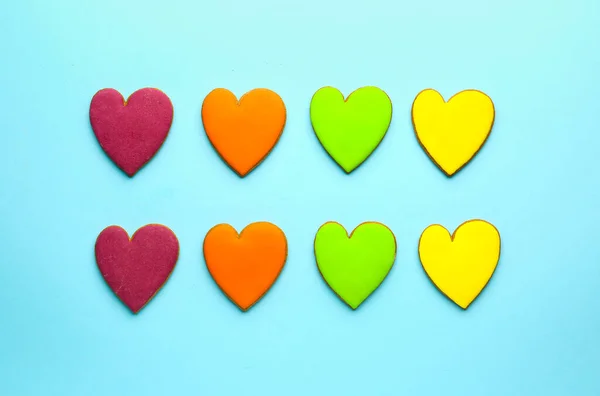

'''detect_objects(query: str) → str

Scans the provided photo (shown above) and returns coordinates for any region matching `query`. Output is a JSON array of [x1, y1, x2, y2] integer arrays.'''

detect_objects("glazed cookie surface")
[[95, 224, 180, 313], [203, 222, 287, 311], [310, 86, 392, 173], [412, 89, 494, 176], [202, 88, 286, 177], [314, 221, 396, 309], [89, 88, 174, 176], [419, 219, 501, 309]]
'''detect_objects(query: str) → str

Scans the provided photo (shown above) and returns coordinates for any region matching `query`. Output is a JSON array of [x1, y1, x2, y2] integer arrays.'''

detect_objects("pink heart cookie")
[[89, 88, 174, 176], [95, 224, 179, 313]]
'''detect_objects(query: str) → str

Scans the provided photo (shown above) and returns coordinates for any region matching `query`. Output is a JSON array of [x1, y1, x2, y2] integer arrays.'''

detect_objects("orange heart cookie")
[[201, 88, 286, 177], [203, 222, 288, 311]]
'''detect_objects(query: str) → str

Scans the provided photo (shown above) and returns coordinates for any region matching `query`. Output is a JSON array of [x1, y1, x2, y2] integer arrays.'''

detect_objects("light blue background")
[[1, 0, 599, 395]]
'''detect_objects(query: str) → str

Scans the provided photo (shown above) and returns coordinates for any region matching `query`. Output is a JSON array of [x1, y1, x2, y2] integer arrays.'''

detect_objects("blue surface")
[[1, 0, 600, 395]]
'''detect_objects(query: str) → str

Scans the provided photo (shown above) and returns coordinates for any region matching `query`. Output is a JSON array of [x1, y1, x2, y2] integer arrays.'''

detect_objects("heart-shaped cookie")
[[203, 222, 287, 311], [310, 86, 392, 173], [314, 222, 396, 309], [95, 224, 180, 313], [412, 89, 495, 176], [419, 219, 501, 309], [89, 88, 174, 177], [201, 88, 286, 177]]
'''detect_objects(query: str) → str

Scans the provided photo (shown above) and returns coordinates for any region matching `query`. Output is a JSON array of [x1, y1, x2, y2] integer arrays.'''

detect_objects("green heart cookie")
[[310, 86, 393, 173], [314, 222, 397, 309]]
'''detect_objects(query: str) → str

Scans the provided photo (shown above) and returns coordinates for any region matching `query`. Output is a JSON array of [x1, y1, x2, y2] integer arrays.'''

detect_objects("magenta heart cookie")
[[89, 88, 174, 176], [95, 224, 179, 313]]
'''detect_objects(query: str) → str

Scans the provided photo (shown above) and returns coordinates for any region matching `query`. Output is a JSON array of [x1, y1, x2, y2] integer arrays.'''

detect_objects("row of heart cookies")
[[95, 219, 501, 314], [89, 86, 495, 177]]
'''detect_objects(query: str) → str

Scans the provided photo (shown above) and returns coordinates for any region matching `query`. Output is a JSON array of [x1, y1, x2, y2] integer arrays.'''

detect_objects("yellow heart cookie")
[[412, 89, 495, 176], [418, 220, 501, 309]]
